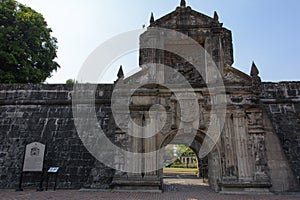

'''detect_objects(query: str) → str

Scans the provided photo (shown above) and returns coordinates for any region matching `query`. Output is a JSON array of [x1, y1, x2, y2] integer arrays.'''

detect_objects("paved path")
[[2, 188, 299, 200], [1, 177, 299, 200]]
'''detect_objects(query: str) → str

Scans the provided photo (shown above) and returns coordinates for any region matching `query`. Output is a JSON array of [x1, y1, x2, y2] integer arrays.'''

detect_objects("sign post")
[[16, 142, 46, 191], [46, 167, 59, 191]]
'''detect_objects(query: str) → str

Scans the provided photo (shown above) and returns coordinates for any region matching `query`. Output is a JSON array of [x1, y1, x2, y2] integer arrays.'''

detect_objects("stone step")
[[111, 178, 162, 192]]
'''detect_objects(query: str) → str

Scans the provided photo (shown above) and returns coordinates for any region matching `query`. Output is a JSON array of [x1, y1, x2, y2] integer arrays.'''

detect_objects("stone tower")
[[140, 1, 233, 83]]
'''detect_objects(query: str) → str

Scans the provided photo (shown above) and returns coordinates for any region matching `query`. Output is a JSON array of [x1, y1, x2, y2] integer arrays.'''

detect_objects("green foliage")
[[173, 157, 181, 165], [176, 144, 195, 157], [0, 0, 59, 83], [66, 79, 77, 84]]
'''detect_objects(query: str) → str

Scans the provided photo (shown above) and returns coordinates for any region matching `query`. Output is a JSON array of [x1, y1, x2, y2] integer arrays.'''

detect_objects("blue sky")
[[17, 0, 300, 83]]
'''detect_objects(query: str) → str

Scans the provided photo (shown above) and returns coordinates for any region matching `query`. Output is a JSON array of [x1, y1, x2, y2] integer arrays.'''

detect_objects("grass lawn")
[[163, 167, 198, 174]]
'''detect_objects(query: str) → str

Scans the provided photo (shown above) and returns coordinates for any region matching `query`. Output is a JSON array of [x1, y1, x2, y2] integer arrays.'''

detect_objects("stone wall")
[[261, 82, 300, 190], [0, 84, 115, 189], [1, 82, 300, 192]]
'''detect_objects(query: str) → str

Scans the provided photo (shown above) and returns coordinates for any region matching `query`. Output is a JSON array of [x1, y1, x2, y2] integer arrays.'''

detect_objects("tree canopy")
[[0, 0, 59, 83], [176, 144, 195, 157], [66, 78, 78, 84]]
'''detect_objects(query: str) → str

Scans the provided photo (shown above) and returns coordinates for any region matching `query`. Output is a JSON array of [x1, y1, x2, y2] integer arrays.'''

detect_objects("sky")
[[17, 0, 300, 83]]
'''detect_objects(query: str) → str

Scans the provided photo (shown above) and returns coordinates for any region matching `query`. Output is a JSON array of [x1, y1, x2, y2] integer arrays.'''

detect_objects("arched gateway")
[[0, 0, 299, 194], [107, 1, 296, 193]]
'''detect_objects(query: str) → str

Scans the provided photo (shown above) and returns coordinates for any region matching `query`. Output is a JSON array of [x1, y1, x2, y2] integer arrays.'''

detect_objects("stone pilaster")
[[246, 110, 270, 182], [233, 111, 253, 181], [144, 117, 157, 176], [221, 112, 237, 180], [170, 96, 177, 129]]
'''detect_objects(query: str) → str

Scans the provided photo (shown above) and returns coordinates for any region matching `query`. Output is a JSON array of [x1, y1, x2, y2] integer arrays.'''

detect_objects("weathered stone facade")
[[261, 82, 300, 191], [0, 84, 115, 189], [0, 1, 299, 193]]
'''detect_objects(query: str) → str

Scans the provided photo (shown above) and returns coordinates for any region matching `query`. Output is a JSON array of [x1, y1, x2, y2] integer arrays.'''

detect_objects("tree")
[[66, 79, 77, 84], [176, 144, 195, 157], [176, 145, 196, 168], [0, 0, 59, 83]]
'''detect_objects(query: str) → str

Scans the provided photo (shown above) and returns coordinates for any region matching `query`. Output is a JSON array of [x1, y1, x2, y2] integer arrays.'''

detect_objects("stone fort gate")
[[0, 1, 299, 194], [108, 1, 271, 192], [91, 1, 299, 193]]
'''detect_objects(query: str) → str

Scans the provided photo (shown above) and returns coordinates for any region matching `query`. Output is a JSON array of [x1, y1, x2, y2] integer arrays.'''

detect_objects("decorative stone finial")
[[214, 11, 219, 21], [117, 65, 124, 79], [250, 61, 259, 77], [180, 0, 186, 7], [150, 12, 154, 24], [250, 61, 261, 84]]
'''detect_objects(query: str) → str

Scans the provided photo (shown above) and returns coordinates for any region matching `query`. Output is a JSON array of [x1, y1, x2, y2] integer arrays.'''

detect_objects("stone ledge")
[[0, 99, 112, 105], [219, 181, 272, 194], [111, 178, 162, 192], [111, 189, 162, 193]]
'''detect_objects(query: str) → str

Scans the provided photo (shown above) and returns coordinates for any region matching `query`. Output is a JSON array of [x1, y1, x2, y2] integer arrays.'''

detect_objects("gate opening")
[[162, 144, 209, 191]]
